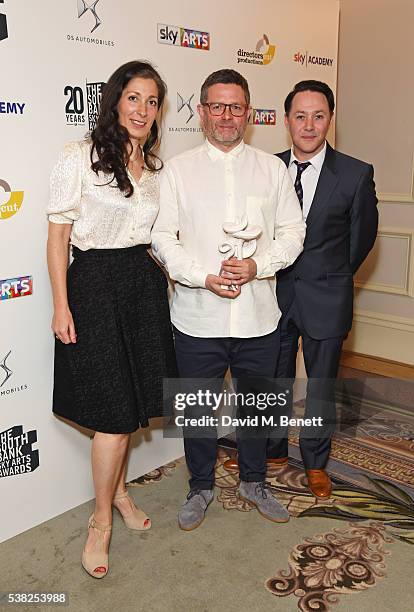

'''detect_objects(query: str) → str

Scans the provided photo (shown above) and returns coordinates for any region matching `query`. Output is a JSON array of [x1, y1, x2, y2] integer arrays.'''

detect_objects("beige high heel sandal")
[[113, 490, 151, 530], [81, 514, 112, 579]]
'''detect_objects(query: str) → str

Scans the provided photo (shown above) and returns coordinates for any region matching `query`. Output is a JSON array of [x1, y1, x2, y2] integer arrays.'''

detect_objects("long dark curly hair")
[[90, 60, 167, 197]]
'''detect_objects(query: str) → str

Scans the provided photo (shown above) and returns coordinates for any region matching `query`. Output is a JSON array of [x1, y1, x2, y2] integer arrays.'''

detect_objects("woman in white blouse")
[[46, 61, 176, 579]]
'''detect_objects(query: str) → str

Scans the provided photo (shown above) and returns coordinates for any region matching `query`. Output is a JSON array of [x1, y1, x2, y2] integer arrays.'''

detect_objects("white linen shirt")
[[152, 139, 306, 338], [47, 140, 159, 250], [288, 142, 327, 219]]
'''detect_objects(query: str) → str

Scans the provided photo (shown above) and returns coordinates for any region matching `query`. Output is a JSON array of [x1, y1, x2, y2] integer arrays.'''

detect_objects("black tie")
[[293, 161, 311, 209]]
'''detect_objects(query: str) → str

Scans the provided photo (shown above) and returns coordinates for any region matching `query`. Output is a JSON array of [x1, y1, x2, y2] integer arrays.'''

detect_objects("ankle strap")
[[89, 515, 112, 532], [113, 490, 129, 501]]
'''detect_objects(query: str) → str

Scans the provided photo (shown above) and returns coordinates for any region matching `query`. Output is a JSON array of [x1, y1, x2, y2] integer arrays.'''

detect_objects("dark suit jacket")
[[276, 143, 378, 339]]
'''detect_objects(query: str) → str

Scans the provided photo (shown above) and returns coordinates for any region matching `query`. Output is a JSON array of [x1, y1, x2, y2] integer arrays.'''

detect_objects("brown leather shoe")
[[223, 457, 288, 471], [306, 469, 332, 498]]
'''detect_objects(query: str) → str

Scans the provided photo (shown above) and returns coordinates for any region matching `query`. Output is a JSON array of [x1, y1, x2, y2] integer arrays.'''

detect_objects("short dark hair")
[[284, 80, 335, 115], [200, 69, 250, 105]]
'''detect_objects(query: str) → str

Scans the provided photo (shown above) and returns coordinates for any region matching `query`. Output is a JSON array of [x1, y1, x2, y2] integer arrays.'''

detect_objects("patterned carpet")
[[127, 383, 414, 611]]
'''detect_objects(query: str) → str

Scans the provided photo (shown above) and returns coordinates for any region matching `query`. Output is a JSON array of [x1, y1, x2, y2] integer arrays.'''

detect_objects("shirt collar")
[[289, 141, 327, 172], [204, 138, 245, 161]]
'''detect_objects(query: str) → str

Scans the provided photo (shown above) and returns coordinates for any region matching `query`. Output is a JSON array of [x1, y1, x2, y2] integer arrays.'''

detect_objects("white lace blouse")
[[47, 140, 160, 250]]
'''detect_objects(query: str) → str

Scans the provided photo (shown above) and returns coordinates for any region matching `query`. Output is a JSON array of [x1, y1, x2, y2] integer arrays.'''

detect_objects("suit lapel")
[[305, 143, 339, 227]]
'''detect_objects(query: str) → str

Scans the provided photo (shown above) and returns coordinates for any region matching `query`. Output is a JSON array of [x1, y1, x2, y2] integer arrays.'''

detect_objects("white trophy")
[[218, 214, 262, 291]]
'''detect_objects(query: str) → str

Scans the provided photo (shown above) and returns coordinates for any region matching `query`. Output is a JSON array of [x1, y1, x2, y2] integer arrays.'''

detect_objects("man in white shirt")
[[152, 69, 305, 530]]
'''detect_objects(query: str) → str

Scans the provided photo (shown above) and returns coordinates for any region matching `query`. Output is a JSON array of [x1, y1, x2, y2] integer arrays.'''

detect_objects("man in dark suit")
[[224, 80, 378, 498], [268, 80, 378, 497]]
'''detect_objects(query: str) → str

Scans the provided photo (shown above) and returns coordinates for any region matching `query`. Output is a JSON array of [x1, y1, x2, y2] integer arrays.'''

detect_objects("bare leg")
[[84, 432, 130, 558], [112, 441, 151, 529]]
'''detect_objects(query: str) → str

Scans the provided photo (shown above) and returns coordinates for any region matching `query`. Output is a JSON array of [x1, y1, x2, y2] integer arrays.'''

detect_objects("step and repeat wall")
[[0, 0, 339, 542]]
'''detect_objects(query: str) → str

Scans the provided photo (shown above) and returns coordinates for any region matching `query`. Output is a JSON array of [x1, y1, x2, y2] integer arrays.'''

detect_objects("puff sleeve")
[[47, 141, 83, 224]]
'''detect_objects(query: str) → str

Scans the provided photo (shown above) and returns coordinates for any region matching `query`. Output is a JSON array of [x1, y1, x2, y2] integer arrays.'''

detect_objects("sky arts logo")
[[0, 179, 24, 221], [0, 0, 8, 42], [64, 80, 105, 129], [294, 51, 334, 68], [0, 425, 39, 478], [157, 23, 210, 51], [0, 276, 33, 301], [249, 108, 276, 125], [237, 34, 276, 66]]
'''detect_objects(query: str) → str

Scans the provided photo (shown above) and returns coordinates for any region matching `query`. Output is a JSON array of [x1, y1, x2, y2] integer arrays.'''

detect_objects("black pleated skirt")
[[52, 244, 177, 433]]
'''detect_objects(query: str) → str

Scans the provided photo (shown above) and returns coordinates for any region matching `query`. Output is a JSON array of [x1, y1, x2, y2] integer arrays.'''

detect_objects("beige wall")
[[336, 0, 414, 364]]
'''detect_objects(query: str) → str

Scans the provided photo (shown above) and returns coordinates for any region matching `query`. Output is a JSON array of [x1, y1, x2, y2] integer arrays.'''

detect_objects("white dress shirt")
[[152, 139, 306, 338], [47, 140, 159, 250], [288, 141, 327, 219]]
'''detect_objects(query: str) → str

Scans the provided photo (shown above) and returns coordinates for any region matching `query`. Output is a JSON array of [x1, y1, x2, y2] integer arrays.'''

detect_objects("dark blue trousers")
[[174, 327, 280, 490]]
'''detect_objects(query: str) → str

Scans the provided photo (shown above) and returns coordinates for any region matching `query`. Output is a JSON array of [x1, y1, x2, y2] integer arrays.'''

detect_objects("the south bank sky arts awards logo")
[[293, 50, 334, 68], [0, 350, 29, 399], [0, 179, 24, 221], [0, 425, 39, 478], [157, 23, 210, 51], [0, 0, 8, 42], [66, 0, 115, 47], [64, 80, 105, 130], [237, 34, 276, 66]]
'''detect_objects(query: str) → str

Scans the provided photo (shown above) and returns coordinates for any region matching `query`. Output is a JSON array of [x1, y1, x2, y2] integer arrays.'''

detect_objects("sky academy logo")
[[294, 51, 334, 68], [0, 179, 24, 221], [0, 0, 8, 42], [0, 276, 33, 301], [237, 34, 276, 66], [0, 350, 29, 398], [157, 23, 210, 51], [64, 80, 105, 130], [249, 108, 276, 125], [0, 425, 39, 478], [0, 100, 26, 115]]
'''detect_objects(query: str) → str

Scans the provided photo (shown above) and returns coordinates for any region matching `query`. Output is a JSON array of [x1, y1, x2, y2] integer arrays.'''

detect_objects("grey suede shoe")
[[238, 481, 290, 523], [178, 489, 214, 531]]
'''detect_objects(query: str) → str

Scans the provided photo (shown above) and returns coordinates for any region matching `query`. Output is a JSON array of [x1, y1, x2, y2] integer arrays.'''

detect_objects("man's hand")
[[220, 257, 257, 286], [205, 274, 241, 298]]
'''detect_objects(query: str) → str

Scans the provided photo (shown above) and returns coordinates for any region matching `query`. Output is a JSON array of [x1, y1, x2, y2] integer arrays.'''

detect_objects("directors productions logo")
[[0, 350, 29, 398], [0, 179, 24, 221], [67, 0, 114, 47], [0, 0, 8, 42], [157, 23, 210, 51], [249, 108, 276, 125], [64, 80, 105, 130], [237, 34, 276, 66], [0, 425, 39, 478], [0, 276, 33, 301], [294, 51, 334, 68]]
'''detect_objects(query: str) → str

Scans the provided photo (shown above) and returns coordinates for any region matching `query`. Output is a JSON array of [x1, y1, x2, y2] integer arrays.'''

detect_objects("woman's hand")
[[52, 306, 77, 344]]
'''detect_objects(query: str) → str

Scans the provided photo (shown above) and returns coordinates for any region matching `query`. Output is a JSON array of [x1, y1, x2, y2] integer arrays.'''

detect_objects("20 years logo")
[[64, 80, 105, 130]]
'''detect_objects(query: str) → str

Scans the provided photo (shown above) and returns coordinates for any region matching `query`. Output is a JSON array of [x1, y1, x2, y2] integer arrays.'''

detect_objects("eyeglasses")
[[202, 102, 248, 117]]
